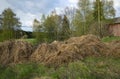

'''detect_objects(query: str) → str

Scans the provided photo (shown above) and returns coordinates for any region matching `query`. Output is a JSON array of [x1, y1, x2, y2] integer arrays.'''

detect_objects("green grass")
[[24, 39, 36, 44], [102, 36, 120, 42], [24, 36, 120, 44], [19, 38, 37, 45], [0, 57, 120, 79]]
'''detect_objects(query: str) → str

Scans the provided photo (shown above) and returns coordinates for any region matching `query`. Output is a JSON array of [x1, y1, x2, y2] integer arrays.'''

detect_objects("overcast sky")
[[0, 0, 120, 31]]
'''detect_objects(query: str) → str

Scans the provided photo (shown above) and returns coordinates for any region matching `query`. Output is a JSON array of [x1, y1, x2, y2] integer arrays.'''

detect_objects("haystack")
[[30, 43, 58, 62], [0, 40, 33, 65], [65, 34, 100, 44], [30, 34, 111, 67], [108, 40, 120, 57]]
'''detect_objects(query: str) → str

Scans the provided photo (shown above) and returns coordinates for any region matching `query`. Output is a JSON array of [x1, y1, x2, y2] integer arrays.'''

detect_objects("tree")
[[93, 0, 115, 37], [33, 19, 41, 32], [92, 0, 105, 36], [32, 19, 44, 42], [0, 8, 21, 41], [40, 14, 46, 32], [64, 7, 76, 36], [0, 15, 2, 30], [43, 11, 62, 42], [73, 0, 93, 36], [44, 15, 57, 42], [52, 14, 62, 40], [72, 0, 115, 37], [60, 15, 71, 40]]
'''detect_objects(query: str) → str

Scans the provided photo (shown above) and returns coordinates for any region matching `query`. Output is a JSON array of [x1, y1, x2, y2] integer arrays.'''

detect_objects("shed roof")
[[114, 17, 120, 24]]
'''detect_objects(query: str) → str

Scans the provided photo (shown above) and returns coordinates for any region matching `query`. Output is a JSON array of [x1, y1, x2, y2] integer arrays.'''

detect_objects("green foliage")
[[43, 14, 62, 42], [102, 36, 120, 42], [60, 15, 71, 40], [33, 32, 48, 43], [92, 0, 115, 37], [84, 57, 120, 79], [0, 30, 15, 42], [33, 12, 72, 43], [0, 66, 16, 79], [0, 8, 21, 41], [43, 15, 55, 42], [72, 0, 115, 37], [33, 19, 44, 43], [73, 0, 93, 36], [0, 8, 21, 29], [14, 63, 38, 79], [23, 38, 37, 44], [93, 0, 105, 21], [0, 63, 48, 79], [0, 57, 120, 79]]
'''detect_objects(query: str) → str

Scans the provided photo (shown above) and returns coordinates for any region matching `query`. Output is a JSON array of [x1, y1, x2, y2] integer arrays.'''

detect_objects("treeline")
[[33, 14, 71, 43], [0, 8, 33, 42], [0, 0, 116, 42], [33, 0, 115, 43]]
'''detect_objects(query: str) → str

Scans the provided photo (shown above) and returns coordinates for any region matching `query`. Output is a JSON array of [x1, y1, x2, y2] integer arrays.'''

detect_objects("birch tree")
[[73, 0, 93, 36]]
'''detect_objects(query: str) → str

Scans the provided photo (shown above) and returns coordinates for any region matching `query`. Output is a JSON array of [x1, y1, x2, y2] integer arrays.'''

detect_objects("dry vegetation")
[[0, 34, 120, 67], [0, 34, 120, 79], [0, 40, 33, 66]]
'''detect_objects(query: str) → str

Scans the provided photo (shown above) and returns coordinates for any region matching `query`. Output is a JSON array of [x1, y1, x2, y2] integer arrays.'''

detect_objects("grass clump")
[[102, 36, 120, 42]]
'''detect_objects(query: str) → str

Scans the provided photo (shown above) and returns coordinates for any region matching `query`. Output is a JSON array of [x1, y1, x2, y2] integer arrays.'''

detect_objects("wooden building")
[[108, 17, 120, 36]]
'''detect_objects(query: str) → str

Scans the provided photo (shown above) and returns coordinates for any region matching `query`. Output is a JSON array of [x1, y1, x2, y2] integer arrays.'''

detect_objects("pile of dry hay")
[[108, 40, 120, 57], [30, 34, 112, 67], [0, 34, 120, 67], [0, 40, 33, 66]]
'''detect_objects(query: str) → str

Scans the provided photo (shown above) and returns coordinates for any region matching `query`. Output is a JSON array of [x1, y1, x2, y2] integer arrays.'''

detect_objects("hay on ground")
[[30, 34, 111, 67], [0, 40, 33, 66]]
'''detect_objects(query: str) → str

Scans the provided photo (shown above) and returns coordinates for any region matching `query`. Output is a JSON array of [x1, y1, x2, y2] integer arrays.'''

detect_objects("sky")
[[0, 0, 120, 31]]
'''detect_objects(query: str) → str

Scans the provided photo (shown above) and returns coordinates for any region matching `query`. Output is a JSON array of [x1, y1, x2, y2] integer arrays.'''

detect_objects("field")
[[0, 35, 120, 79]]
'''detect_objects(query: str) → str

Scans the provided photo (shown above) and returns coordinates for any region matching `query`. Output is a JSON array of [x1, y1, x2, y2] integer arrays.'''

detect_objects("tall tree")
[[0, 15, 2, 29], [0, 8, 21, 41], [44, 15, 56, 42], [43, 11, 62, 42], [60, 15, 70, 40], [0, 8, 21, 30], [40, 14, 46, 31], [64, 7, 76, 36], [33, 19, 41, 32], [32, 19, 44, 42], [93, 0, 115, 37], [73, 0, 93, 36]]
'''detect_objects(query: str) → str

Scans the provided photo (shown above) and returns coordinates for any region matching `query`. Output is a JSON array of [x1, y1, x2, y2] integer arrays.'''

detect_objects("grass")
[[0, 57, 120, 79], [24, 39, 37, 44], [1, 36, 120, 79], [18, 38, 37, 45], [102, 36, 120, 42], [23, 36, 120, 45]]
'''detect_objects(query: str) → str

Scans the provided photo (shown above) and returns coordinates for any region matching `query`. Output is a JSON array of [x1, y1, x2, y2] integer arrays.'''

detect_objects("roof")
[[114, 17, 120, 24]]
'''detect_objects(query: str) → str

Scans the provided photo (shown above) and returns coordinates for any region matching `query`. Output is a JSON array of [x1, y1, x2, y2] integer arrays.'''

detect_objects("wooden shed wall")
[[109, 23, 120, 36]]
